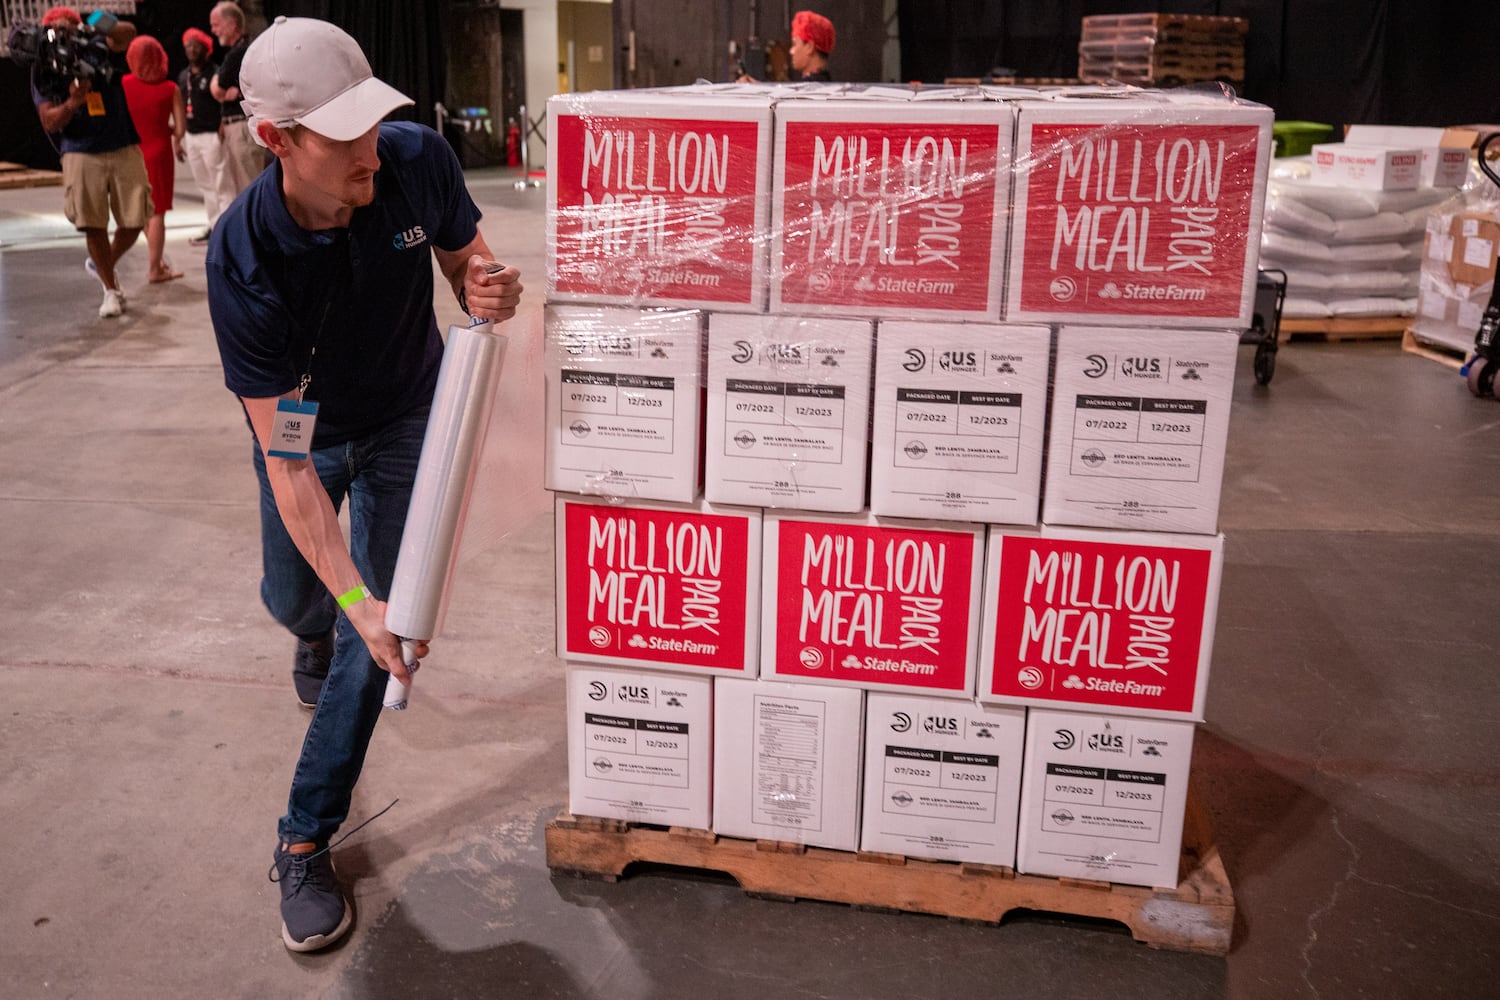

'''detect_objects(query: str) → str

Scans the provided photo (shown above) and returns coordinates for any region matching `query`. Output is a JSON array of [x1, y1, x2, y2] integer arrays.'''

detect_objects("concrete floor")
[[1, 166, 1497, 1000]]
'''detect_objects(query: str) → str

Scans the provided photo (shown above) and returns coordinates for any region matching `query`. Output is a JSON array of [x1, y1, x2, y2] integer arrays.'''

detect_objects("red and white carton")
[[566, 664, 713, 828], [770, 100, 1014, 320], [870, 321, 1051, 524], [547, 92, 772, 310], [1006, 96, 1273, 328], [860, 692, 1026, 866], [762, 511, 986, 698], [1043, 326, 1239, 535], [712, 677, 864, 850], [704, 313, 873, 512], [1310, 142, 1422, 191], [1343, 125, 1478, 189], [544, 305, 703, 502], [978, 525, 1223, 722], [555, 494, 762, 678], [1017, 707, 1195, 889]]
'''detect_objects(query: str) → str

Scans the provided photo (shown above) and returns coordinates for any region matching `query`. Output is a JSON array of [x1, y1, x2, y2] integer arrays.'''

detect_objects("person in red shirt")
[[121, 34, 184, 282]]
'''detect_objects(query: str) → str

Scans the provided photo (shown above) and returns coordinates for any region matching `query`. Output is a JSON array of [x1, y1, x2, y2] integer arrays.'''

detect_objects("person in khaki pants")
[[30, 6, 150, 318], [208, 1, 266, 196]]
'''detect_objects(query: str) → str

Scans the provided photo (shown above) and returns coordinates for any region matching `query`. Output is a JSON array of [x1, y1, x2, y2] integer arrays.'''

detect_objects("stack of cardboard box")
[[545, 82, 1271, 889]]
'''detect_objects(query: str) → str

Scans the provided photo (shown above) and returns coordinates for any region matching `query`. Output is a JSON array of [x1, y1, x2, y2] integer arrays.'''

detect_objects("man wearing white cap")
[[204, 16, 522, 952]]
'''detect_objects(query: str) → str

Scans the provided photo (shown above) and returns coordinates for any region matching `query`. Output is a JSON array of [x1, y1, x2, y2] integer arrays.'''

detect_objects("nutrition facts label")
[[1068, 395, 1208, 482], [751, 696, 826, 831], [582, 712, 690, 788], [1039, 762, 1167, 843], [879, 745, 1000, 821], [560, 370, 677, 454], [892, 387, 1024, 472], [722, 378, 846, 463]]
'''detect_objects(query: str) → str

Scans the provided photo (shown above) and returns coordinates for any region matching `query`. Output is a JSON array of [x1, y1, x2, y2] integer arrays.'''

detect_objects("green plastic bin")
[[1273, 121, 1334, 157]]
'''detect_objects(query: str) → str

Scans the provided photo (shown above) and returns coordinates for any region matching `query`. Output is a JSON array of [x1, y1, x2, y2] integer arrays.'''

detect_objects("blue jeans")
[[251, 406, 429, 847]]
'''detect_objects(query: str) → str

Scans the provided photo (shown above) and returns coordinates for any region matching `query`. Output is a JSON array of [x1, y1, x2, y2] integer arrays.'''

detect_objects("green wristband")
[[336, 584, 371, 610]]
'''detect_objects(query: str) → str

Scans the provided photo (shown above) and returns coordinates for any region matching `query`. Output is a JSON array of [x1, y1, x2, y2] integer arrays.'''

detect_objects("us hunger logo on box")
[[559, 499, 758, 676], [765, 515, 983, 696], [1009, 117, 1268, 326], [773, 106, 1012, 319], [550, 112, 766, 307], [981, 531, 1220, 719]]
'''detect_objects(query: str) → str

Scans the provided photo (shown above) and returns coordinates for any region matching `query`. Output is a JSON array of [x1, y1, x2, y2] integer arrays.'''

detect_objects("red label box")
[[772, 103, 1013, 320], [548, 98, 771, 310], [556, 495, 762, 677], [1007, 100, 1272, 327], [978, 527, 1223, 721], [762, 512, 985, 697]]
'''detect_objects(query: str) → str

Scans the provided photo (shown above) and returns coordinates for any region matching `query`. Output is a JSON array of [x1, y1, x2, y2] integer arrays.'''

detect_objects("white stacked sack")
[[1258, 157, 1456, 320]]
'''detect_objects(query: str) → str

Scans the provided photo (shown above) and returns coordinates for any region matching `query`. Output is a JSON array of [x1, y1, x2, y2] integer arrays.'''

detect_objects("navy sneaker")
[[269, 842, 351, 952], [292, 631, 334, 709]]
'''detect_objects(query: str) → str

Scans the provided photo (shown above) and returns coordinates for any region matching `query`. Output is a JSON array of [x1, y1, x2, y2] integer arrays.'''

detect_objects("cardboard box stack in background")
[[545, 81, 1275, 886], [1410, 206, 1500, 356]]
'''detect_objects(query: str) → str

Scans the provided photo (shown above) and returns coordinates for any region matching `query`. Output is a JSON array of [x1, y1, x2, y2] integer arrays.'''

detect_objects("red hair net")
[[40, 7, 83, 28], [126, 34, 168, 85], [182, 26, 214, 55], [792, 11, 834, 54]]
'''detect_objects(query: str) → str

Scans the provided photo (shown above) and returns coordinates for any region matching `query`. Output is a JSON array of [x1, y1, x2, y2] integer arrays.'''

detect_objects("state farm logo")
[[1017, 666, 1044, 690], [890, 712, 912, 733], [1049, 277, 1078, 302], [799, 646, 824, 669], [587, 626, 612, 649], [1082, 354, 1108, 379], [730, 340, 755, 364], [587, 681, 608, 701], [1098, 282, 1123, 300], [937, 350, 978, 373], [902, 349, 926, 373]]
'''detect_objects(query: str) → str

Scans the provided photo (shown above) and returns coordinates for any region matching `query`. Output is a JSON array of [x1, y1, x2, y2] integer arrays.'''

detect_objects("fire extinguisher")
[[505, 118, 520, 167]]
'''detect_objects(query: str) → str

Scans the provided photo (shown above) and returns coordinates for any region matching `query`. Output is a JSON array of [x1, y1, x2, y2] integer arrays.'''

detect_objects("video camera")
[[6, 17, 117, 99]]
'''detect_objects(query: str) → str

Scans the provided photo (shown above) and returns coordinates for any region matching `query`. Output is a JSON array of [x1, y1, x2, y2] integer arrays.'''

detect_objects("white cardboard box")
[[978, 525, 1223, 722], [1043, 326, 1239, 535], [546, 91, 773, 311], [544, 305, 703, 502], [712, 677, 864, 850], [1006, 96, 1273, 328], [1017, 707, 1195, 889], [761, 510, 986, 698], [704, 313, 873, 511], [566, 664, 713, 828], [870, 321, 1051, 524], [1310, 143, 1421, 191], [1342, 125, 1477, 188], [555, 494, 762, 678], [770, 100, 1014, 320], [860, 692, 1026, 866]]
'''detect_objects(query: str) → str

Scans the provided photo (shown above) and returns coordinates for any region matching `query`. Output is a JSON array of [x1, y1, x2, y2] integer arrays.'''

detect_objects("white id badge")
[[269, 399, 319, 459]]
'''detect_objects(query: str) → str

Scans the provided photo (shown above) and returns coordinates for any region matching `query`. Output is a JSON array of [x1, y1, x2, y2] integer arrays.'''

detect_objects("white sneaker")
[[99, 288, 125, 318]]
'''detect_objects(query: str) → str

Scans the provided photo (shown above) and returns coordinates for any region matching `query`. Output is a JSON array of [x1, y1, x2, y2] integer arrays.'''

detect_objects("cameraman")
[[30, 6, 149, 319]]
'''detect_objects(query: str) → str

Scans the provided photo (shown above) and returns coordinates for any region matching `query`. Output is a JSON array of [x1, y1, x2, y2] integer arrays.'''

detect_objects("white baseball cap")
[[240, 16, 413, 144]]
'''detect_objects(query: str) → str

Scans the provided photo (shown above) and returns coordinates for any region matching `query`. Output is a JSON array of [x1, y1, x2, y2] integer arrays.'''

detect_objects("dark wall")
[[898, 0, 1500, 129]]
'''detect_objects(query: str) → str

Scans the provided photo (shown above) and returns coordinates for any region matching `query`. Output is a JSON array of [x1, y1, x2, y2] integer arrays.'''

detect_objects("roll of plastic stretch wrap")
[[383, 322, 509, 709]]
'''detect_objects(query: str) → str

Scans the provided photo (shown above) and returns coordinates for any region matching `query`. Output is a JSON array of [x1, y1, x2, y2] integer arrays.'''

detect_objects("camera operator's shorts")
[[62, 146, 153, 231]]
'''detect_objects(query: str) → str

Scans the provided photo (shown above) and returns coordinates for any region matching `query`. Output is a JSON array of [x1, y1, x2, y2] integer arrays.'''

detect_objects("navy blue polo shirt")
[[31, 50, 140, 154], [206, 122, 482, 448]]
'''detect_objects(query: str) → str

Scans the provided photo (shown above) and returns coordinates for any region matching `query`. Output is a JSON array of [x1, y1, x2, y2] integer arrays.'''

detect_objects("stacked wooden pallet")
[[1078, 13, 1247, 88]]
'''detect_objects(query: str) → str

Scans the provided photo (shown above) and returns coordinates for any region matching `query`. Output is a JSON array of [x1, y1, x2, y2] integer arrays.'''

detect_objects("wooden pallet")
[[0, 162, 62, 190], [1402, 328, 1467, 370], [1278, 315, 1409, 343], [545, 790, 1235, 956]]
